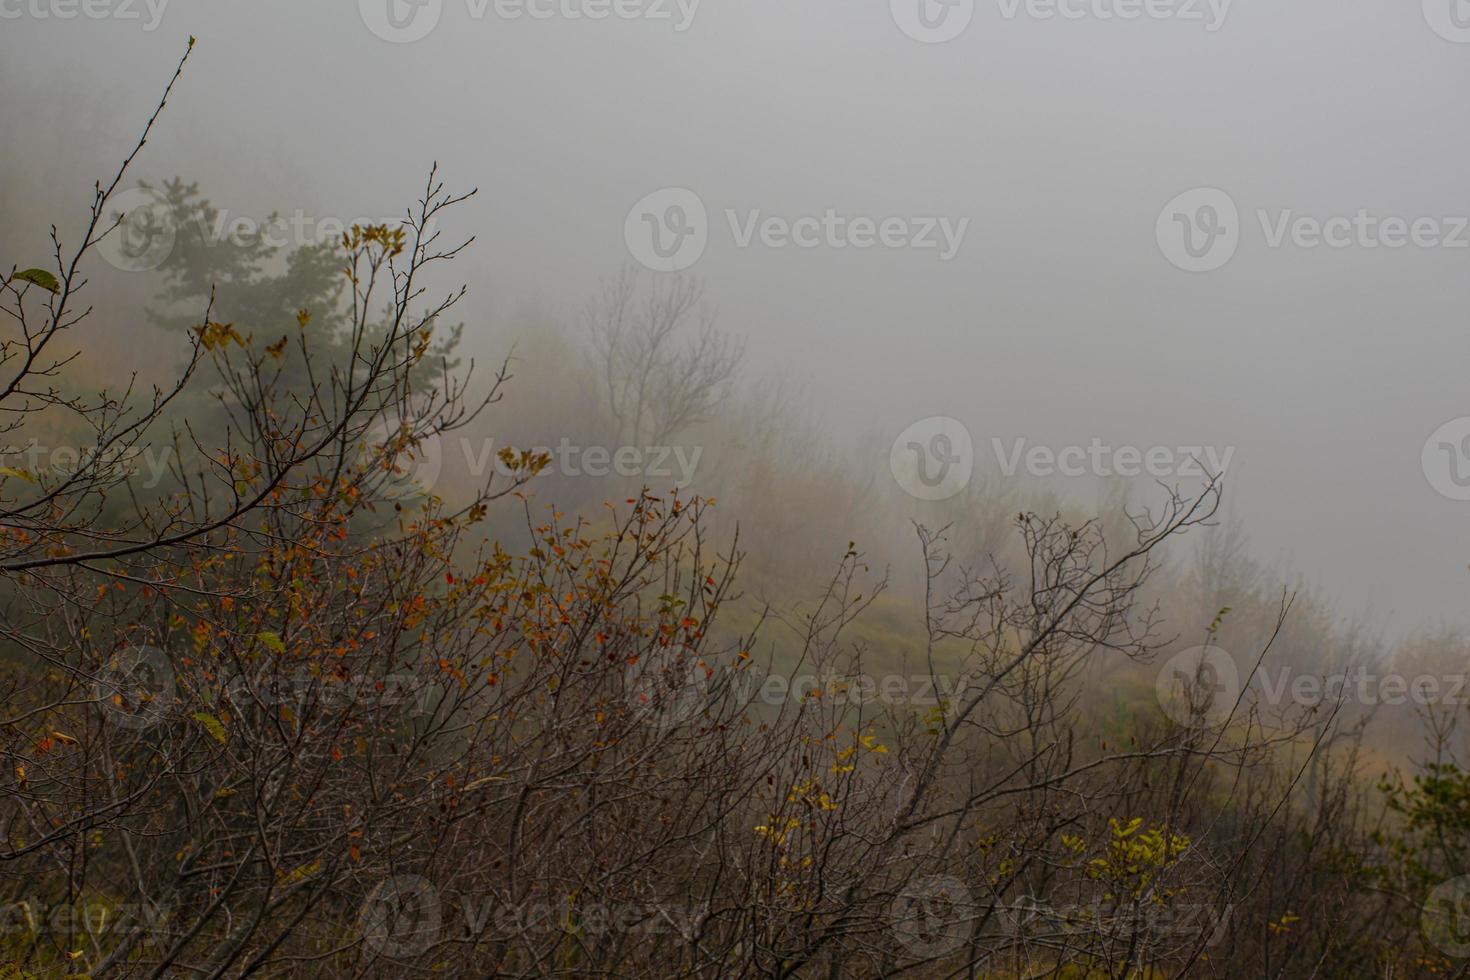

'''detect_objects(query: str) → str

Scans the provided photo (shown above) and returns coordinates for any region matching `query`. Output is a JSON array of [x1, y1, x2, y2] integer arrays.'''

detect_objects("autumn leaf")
[[256, 632, 286, 654], [13, 268, 59, 293], [280, 858, 321, 884], [192, 712, 228, 744], [194, 320, 245, 351]]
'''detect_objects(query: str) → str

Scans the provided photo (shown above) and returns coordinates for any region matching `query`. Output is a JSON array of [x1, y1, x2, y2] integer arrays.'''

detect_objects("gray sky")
[[4, 0, 1470, 637]]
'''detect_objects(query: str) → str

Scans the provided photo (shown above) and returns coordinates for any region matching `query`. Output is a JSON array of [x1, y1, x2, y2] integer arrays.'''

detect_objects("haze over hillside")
[[3, 6, 1470, 977], [5, 1, 1470, 639]]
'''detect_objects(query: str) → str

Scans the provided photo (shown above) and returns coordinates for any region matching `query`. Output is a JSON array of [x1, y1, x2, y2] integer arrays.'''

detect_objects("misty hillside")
[[2, 6, 1469, 979]]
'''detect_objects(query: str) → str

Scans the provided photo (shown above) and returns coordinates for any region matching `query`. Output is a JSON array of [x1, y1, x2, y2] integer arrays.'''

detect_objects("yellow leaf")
[[194, 321, 245, 351], [191, 712, 228, 744], [280, 858, 321, 884]]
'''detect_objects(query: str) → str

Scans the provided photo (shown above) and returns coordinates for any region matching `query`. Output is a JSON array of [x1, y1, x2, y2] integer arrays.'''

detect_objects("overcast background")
[[2, 0, 1469, 639]]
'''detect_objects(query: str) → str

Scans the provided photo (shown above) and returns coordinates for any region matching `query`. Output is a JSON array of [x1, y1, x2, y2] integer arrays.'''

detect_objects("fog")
[[11, 7, 1470, 975], [4, 0, 1470, 637]]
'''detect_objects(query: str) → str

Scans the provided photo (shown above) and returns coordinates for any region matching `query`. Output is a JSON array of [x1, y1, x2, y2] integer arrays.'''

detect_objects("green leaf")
[[257, 632, 286, 655], [13, 268, 59, 294], [191, 712, 228, 744], [0, 467, 36, 484]]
